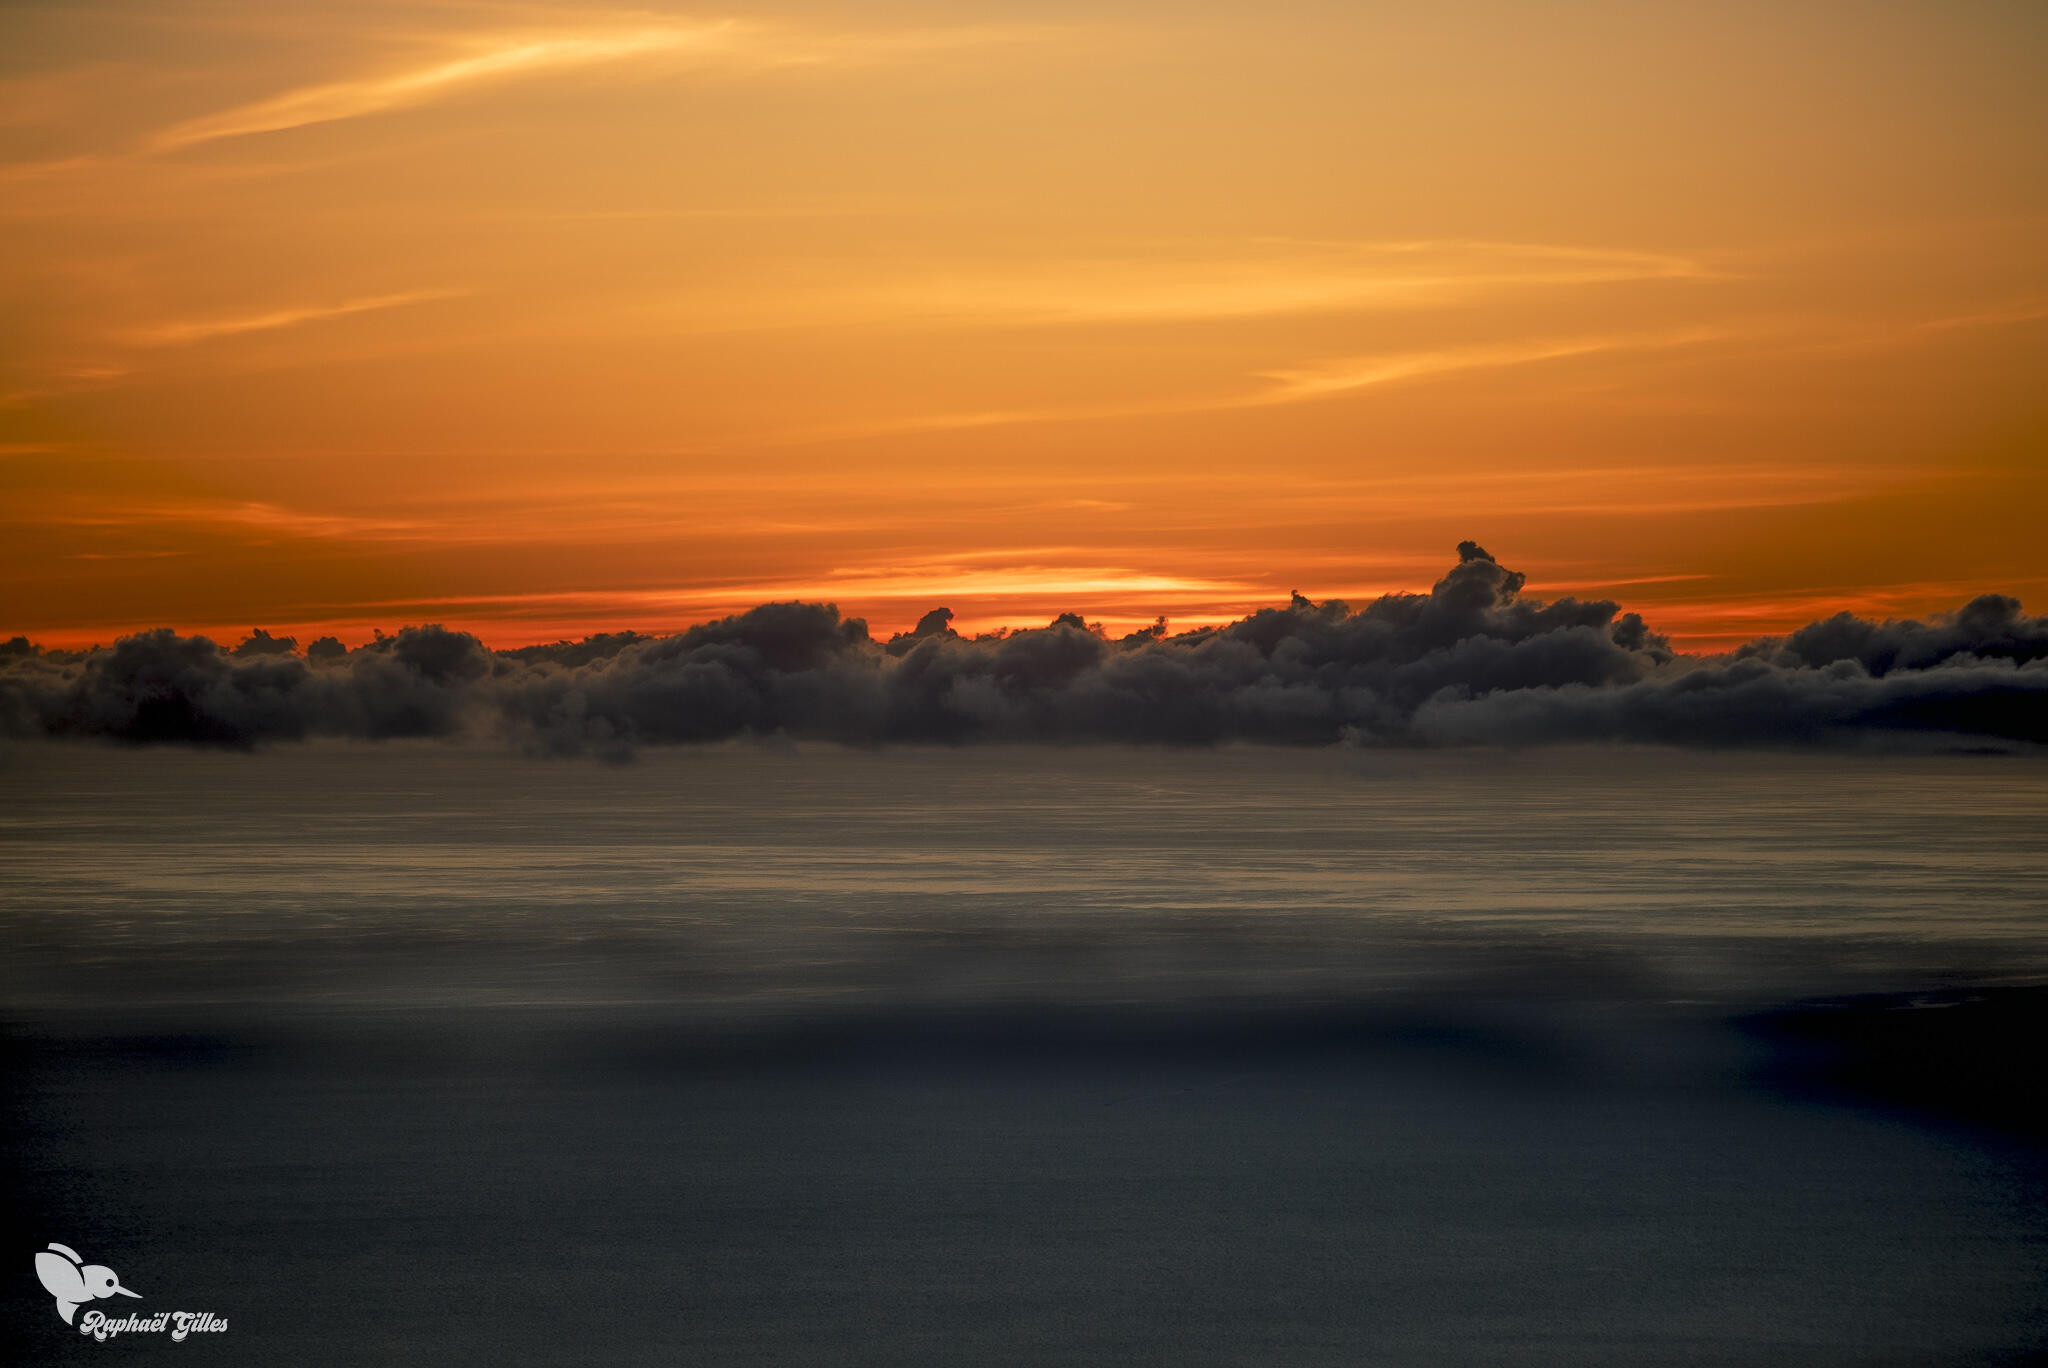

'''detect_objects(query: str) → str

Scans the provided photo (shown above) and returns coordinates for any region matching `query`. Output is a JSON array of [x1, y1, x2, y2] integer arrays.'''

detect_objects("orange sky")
[[3, 0, 2044, 650]]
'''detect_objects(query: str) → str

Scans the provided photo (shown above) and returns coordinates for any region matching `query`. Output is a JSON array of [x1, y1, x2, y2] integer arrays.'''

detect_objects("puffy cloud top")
[[4, 545, 2043, 753]]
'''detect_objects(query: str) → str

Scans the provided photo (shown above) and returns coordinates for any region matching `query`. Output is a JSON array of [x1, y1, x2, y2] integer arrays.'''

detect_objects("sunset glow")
[[5, 0, 2044, 650]]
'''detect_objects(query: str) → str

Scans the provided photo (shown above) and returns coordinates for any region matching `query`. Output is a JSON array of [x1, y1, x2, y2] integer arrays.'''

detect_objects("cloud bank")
[[4, 545, 2044, 754]]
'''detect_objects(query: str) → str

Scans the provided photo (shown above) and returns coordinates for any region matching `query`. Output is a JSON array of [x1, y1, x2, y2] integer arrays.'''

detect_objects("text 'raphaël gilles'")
[[77, 1309, 229, 1342]]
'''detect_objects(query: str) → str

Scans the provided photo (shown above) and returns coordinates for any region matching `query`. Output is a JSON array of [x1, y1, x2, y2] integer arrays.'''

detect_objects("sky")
[[2, 0, 2044, 650]]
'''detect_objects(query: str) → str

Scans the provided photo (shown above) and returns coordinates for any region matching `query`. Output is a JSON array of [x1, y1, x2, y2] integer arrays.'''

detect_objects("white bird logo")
[[34, 1243, 141, 1325]]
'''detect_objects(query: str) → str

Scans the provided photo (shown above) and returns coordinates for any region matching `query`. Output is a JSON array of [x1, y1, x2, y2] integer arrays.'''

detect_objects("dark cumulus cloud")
[[3, 544, 2044, 753]]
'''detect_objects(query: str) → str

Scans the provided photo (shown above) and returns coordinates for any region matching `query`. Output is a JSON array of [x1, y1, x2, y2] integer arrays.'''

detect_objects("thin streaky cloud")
[[1606, 299, 2048, 373], [127, 289, 466, 347], [1246, 328, 1731, 406], [471, 202, 925, 223], [145, 20, 1061, 152], [1906, 299, 2048, 334], [735, 241, 1715, 333], [148, 23, 750, 150], [772, 327, 1736, 446], [1245, 236, 1717, 283], [67, 550, 188, 561], [342, 567, 1271, 614], [1473, 573, 1713, 591], [40, 500, 432, 540]]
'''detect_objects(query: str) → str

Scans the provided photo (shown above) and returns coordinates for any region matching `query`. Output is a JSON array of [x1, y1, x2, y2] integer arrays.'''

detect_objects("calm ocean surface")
[[4, 744, 2047, 1364]]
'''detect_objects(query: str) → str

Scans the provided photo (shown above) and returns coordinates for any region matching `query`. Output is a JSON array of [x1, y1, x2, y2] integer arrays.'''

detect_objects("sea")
[[4, 742, 2045, 1365]]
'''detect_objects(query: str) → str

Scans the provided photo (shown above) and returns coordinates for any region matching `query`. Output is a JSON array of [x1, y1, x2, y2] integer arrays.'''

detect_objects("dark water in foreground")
[[3, 744, 2046, 1364]]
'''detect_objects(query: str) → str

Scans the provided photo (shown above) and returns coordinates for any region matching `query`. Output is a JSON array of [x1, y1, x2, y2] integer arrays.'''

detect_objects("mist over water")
[[6, 743, 2046, 1014], [5, 745, 2047, 1364]]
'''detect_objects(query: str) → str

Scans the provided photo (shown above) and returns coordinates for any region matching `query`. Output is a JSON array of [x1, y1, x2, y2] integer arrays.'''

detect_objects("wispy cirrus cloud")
[[694, 240, 1714, 334], [37, 499, 433, 541], [774, 324, 1736, 446], [779, 290, 2046, 448], [148, 23, 747, 151], [145, 19, 1058, 152], [125, 289, 465, 347], [1246, 327, 1730, 405]]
